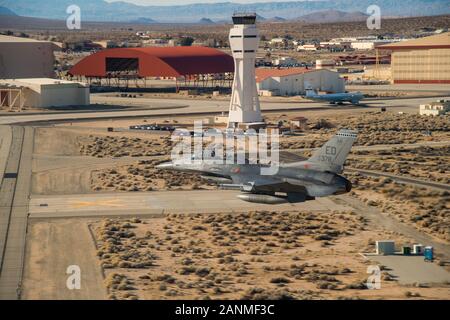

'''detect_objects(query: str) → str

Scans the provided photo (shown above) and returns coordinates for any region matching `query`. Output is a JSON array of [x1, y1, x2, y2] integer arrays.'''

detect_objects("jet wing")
[[229, 174, 275, 186], [228, 174, 289, 193]]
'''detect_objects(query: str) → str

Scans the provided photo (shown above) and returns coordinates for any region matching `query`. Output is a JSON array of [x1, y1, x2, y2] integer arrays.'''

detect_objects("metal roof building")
[[379, 32, 450, 84], [0, 35, 57, 79], [69, 46, 234, 78], [256, 67, 345, 96], [0, 78, 89, 110]]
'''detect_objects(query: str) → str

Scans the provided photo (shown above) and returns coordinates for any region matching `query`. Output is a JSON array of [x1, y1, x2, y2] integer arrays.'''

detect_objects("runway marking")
[[70, 199, 124, 209]]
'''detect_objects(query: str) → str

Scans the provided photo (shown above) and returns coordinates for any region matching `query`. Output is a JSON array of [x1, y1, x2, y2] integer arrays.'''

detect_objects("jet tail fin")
[[308, 129, 357, 174]]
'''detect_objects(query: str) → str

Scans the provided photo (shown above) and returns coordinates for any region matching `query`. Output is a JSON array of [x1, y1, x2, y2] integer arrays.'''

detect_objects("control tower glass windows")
[[232, 14, 257, 25]]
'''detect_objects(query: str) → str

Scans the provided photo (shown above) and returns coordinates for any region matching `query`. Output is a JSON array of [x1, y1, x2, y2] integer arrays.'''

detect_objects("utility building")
[[379, 32, 450, 84], [256, 68, 345, 96], [0, 35, 57, 79], [419, 100, 450, 116], [227, 13, 263, 128], [0, 78, 89, 109], [376, 241, 396, 255]]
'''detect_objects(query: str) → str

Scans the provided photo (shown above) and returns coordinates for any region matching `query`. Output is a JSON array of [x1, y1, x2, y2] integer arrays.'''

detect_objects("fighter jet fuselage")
[[159, 162, 351, 198], [157, 129, 358, 205]]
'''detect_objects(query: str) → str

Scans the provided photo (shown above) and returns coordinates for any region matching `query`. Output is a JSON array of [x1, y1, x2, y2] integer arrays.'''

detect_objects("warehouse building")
[[0, 35, 58, 79], [256, 68, 345, 96], [0, 78, 89, 110], [350, 40, 394, 50], [379, 32, 450, 84]]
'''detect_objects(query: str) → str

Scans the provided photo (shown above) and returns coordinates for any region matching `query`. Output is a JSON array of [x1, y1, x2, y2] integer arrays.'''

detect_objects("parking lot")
[[366, 255, 450, 285]]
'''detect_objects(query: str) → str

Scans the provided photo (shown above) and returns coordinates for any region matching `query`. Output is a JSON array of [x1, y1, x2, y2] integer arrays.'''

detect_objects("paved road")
[[0, 127, 24, 277], [0, 126, 12, 185], [1, 95, 449, 125], [91, 94, 450, 118], [0, 101, 187, 118], [346, 168, 450, 192], [0, 127, 34, 300], [28, 190, 351, 219]]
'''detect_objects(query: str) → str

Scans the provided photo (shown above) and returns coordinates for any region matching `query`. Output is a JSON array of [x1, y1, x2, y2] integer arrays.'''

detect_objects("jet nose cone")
[[156, 162, 174, 170]]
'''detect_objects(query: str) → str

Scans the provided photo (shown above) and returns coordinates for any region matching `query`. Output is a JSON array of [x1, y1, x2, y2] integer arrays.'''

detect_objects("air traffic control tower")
[[228, 13, 264, 128]]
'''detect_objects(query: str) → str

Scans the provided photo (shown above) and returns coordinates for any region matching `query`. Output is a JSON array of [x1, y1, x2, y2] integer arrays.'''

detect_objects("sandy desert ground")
[[93, 212, 448, 300], [22, 212, 449, 300]]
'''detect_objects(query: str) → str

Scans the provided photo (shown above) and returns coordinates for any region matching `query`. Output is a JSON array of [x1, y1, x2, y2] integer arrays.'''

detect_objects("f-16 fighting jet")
[[156, 129, 358, 204]]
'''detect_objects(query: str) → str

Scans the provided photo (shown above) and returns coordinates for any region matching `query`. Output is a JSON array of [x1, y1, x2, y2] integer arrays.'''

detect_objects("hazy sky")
[[105, 0, 303, 6]]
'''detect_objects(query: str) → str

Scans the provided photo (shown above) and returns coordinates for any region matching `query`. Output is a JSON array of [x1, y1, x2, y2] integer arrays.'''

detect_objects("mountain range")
[[0, 5, 16, 16], [297, 9, 369, 23], [0, 0, 449, 23]]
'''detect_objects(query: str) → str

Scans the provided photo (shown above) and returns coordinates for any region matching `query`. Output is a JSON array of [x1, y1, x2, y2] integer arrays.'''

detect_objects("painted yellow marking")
[[70, 199, 124, 209]]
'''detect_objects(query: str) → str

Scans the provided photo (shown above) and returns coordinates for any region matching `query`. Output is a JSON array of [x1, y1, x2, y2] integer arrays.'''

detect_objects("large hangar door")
[[105, 58, 139, 75]]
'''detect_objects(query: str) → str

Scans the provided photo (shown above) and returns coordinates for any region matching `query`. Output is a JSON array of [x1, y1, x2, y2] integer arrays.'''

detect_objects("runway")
[[28, 190, 352, 219], [0, 126, 12, 183], [0, 126, 34, 300]]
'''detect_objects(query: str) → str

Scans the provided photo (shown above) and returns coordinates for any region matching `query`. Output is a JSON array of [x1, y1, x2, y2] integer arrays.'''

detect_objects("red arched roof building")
[[69, 46, 234, 78]]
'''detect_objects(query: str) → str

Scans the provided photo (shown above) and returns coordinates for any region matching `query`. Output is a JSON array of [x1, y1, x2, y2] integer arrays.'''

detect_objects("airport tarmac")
[[28, 190, 351, 219], [0, 125, 12, 182], [22, 219, 107, 300], [365, 255, 450, 285], [0, 127, 33, 299], [1, 95, 449, 125]]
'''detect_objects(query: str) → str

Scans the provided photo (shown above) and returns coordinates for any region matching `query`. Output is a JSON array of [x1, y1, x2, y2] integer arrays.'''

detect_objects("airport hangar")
[[0, 35, 89, 110], [256, 67, 345, 96], [68, 46, 235, 90], [0, 78, 89, 110], [378, 32, 450, 84], [0, 35, 57, 79]]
